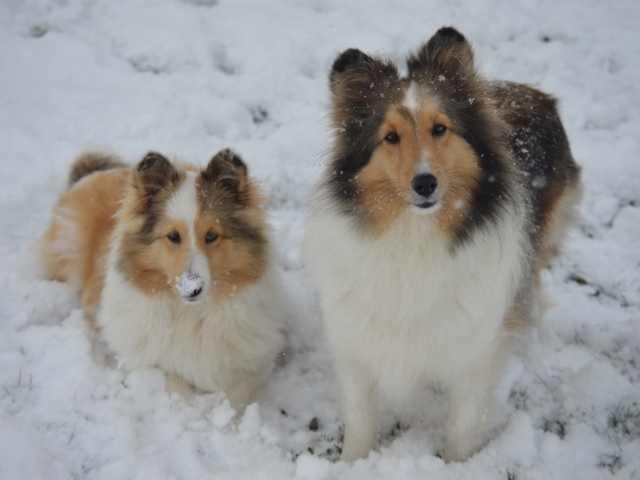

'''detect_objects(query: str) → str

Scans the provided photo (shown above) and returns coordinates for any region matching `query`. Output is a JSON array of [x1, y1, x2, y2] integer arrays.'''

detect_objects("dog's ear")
[[133, 152, 181, 196], [329, 47, 399, 95], [203, 149, 248, 193], [407, 27, 475, 79], [329, 48, 377, 91], [328, 48, 400, 132]]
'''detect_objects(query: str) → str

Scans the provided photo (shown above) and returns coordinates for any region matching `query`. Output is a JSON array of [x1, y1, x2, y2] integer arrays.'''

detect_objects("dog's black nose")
[[411, 174, 438, 198], [189, 287, 202, 298]]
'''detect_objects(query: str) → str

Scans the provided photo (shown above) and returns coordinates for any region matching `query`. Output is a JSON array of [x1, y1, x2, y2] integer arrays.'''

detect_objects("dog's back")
[[38, 152, 129, 325], [492, 82, 582, 278]]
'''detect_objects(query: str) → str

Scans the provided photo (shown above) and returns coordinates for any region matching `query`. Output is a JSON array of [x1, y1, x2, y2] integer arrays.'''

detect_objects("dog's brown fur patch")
[[197, 149, 268, 298], [39, 167, 130, 327]]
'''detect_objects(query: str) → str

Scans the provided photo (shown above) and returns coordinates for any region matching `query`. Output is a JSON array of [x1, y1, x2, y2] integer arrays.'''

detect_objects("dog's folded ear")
[[203, 149, 248, 193], [407, 26, 475, 79], [134, 152, 181, 196]]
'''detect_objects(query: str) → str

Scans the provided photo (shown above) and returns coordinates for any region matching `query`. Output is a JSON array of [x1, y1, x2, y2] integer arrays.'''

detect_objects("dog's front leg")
[[337, 360, 377, 462], [225, 362, 274, 416], [442, 348, 504, 463]]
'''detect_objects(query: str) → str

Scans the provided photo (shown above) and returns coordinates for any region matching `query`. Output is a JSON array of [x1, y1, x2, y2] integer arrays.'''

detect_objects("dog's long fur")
[[304, 27, 581, 462], [39, 149, 287, 410]]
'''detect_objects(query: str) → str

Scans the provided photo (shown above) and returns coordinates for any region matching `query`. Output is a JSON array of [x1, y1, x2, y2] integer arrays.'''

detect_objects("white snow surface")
[[1, 1, 639, 479]]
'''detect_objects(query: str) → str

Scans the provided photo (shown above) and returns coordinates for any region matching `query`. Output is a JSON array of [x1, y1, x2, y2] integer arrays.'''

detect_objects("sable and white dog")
[[304, 27, 582, 462], [39, 149, 287, 410]]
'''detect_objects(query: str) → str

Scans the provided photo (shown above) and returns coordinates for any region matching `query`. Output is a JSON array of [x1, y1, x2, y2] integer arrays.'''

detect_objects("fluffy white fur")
[[304, 202, 530, 462], [99, 252, 286, 411]]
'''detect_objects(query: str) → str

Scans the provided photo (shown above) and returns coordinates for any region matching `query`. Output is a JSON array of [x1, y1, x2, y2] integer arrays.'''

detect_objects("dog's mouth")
[[413, 200, 438, 209], [409, 193, 441, 212]]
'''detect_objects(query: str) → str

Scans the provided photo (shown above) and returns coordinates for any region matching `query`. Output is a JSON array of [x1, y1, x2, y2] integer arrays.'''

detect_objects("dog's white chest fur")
[[305, 209, 524, 401], [98, 260, 286, 397]]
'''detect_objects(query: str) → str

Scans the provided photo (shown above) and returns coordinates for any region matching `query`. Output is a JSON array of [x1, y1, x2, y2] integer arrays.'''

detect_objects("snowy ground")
[[1, 1, 639, 479]]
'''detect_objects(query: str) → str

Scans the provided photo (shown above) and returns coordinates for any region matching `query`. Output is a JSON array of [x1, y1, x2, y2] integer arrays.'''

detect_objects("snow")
[[1, 0, 639, 478], [175, 273, 205, 298]]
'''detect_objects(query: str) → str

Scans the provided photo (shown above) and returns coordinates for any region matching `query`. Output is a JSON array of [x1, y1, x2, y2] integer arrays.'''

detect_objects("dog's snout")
[[176, 272, 206, 303], [411, 173, 438, 198]]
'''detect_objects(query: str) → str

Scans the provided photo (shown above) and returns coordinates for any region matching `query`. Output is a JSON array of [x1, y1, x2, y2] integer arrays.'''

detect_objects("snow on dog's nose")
[[176, 273, 205, 302], [175, 251, 211, 304]]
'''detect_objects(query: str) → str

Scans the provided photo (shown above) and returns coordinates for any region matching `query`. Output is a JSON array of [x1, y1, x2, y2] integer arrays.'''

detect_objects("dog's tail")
[[69, 150, 127, 186]]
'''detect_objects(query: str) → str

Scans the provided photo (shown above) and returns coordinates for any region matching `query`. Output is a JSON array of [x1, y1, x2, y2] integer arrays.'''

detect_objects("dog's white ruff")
[[304, 203, 527, 462], [99, 234, 286, 411]]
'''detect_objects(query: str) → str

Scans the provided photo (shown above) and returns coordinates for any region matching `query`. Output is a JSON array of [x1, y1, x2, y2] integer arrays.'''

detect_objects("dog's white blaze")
[[167, 171, 199, 240], [415, 157, 433, 175], [403, 81, 422, 112], [166, 171, 211, 299]]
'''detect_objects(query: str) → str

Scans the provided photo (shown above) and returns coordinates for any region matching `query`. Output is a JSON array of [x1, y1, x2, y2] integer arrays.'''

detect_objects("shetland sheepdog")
[[304, 27, 582, 462], [39, 149, 287, 410]]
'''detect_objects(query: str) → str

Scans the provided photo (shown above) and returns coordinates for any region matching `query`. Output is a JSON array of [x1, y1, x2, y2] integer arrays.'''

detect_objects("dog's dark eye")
[[167, 232, 181, 244], [432, 124, 447, 136], [384, 132, 400, 144], [205, 232, 218, 244]]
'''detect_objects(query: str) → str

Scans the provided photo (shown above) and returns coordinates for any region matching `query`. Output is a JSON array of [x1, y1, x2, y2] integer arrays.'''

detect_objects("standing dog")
[[39, 149, 287, 410], [304, 27, 581, 462]]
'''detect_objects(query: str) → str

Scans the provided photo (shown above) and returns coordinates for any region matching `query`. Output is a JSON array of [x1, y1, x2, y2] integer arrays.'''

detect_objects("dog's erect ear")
[[134, 152, 181, 196], [203, 149, 248, 193], [328, 47, 401, 132], [329, 47, 398, 94], [329, 48, 376, 89], [407, 26, 475, 79]]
